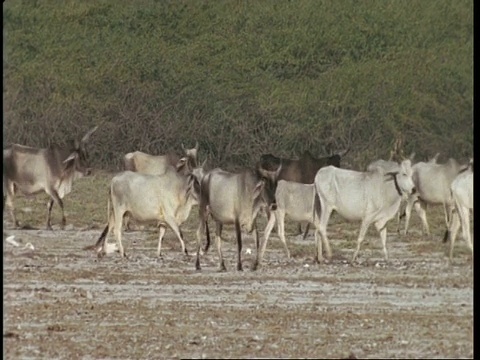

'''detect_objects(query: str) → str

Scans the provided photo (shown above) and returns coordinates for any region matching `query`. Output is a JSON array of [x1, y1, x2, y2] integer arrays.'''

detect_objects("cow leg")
[[156, 225, 167, 258], [413, 200, 430, 236], [234, 220, 243, 271], [113, 210, 126, 258], [296, 223, 303, 236], [46, 199, 55, 230], [443, 203, 455, 243], [451, 205, 472, 262], [448, 211, 461, 262], [45, 188, 65, 230], [164, 216, 188, 256], [459, 208, 473, 255], [215, 222, 227, 272], [374, 219, 390, 262], [253, 209, 276, 271], [402, 196, 414, 235], [5, 183, 19, 228], [123, 214, 131, 232], [302, 223, 310, 240], [396, 201, 405, 234], [351, 219, 372, 264], [316, 205, 333, 264], [317, 224, 332, 262], [195, 217, 206, 271], [276, 210, 291, 259]]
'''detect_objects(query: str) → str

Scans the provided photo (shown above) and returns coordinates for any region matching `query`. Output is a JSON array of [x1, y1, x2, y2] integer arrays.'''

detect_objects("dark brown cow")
[[3, 126, 98, 230], [259, 149, 349, 238]]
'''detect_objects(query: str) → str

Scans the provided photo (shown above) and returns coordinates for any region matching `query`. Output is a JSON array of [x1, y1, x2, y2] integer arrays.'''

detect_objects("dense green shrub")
[[3, 0, 473, 170]]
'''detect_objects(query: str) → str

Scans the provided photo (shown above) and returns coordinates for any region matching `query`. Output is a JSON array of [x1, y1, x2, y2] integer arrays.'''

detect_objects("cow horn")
[[181, 143, 186, 151], [429, 152, 439, 163], [81, 126, 99, 144], [275, 163, 283, 178], [195, 141, 199, 151], [337, 148, 350, 157], [63, 152, 78, 163]]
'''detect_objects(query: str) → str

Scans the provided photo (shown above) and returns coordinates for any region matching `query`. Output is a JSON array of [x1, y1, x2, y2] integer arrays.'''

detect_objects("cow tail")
[[313, 191, 322, 224], [204, 219, 211, 252], [83, 189, 112, 251]]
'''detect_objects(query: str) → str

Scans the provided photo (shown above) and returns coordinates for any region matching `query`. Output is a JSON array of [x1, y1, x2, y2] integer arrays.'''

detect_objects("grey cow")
[[195, 165, 281, 272], [3, 126, 98, 229]]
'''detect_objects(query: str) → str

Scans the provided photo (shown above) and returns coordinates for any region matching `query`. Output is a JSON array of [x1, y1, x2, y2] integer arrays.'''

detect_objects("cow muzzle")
[[269, 203, 277, 211]]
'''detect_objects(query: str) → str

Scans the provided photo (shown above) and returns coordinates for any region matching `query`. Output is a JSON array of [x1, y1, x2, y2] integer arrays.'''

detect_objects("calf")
[[259, 149, 349, 238]]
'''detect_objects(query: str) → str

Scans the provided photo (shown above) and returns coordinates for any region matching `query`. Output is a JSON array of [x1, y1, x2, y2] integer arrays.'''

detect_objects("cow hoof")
[[97, 251, 106, 259], [251, 262, 260, 271], [46, 225, 53, 231], [237, 264, 243, 272], [218, 266, 227, 272]]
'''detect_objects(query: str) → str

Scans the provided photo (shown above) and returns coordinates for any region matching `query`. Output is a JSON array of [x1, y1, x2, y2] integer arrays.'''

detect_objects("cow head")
[[385, 159, 416, 198], [64, 126, 98, 178], [256, 164, 282, 211]]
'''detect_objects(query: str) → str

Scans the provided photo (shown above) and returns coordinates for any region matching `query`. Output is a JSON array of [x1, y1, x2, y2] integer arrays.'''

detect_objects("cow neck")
[[392, 173, 402, 197]]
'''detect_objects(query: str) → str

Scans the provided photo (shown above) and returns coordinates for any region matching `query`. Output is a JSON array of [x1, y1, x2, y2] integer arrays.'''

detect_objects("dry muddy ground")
[[3, 216, 474, 359]]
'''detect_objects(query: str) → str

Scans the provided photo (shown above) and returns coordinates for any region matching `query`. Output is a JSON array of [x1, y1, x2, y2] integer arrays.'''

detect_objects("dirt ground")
[[3, 216, 473, 359]]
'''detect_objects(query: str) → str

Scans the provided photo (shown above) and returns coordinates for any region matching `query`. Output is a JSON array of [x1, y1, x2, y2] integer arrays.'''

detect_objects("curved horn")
[[195, 141, 199, 151], [336, 148, 350, 157], [81, 126, 99, 144]]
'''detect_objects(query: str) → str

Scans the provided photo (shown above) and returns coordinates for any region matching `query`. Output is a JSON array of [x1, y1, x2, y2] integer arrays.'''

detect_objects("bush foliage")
[[4, 0, 473, 170]]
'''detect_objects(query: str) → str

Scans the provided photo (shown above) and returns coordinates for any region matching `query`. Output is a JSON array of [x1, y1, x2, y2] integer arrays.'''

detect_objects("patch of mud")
[[3, 226, 473, 359]]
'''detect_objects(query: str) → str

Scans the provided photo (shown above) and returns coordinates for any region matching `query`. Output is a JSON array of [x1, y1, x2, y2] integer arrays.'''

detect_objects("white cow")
[[401, 157, 466, 237], [314, 159, 416, 263], [448, 160, 473, 261], [255, 180, 332, 268], [88, 168, 201, 258]]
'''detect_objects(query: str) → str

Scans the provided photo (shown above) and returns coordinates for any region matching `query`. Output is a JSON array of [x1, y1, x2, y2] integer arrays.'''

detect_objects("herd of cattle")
[[3, 126, 474, 271]]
